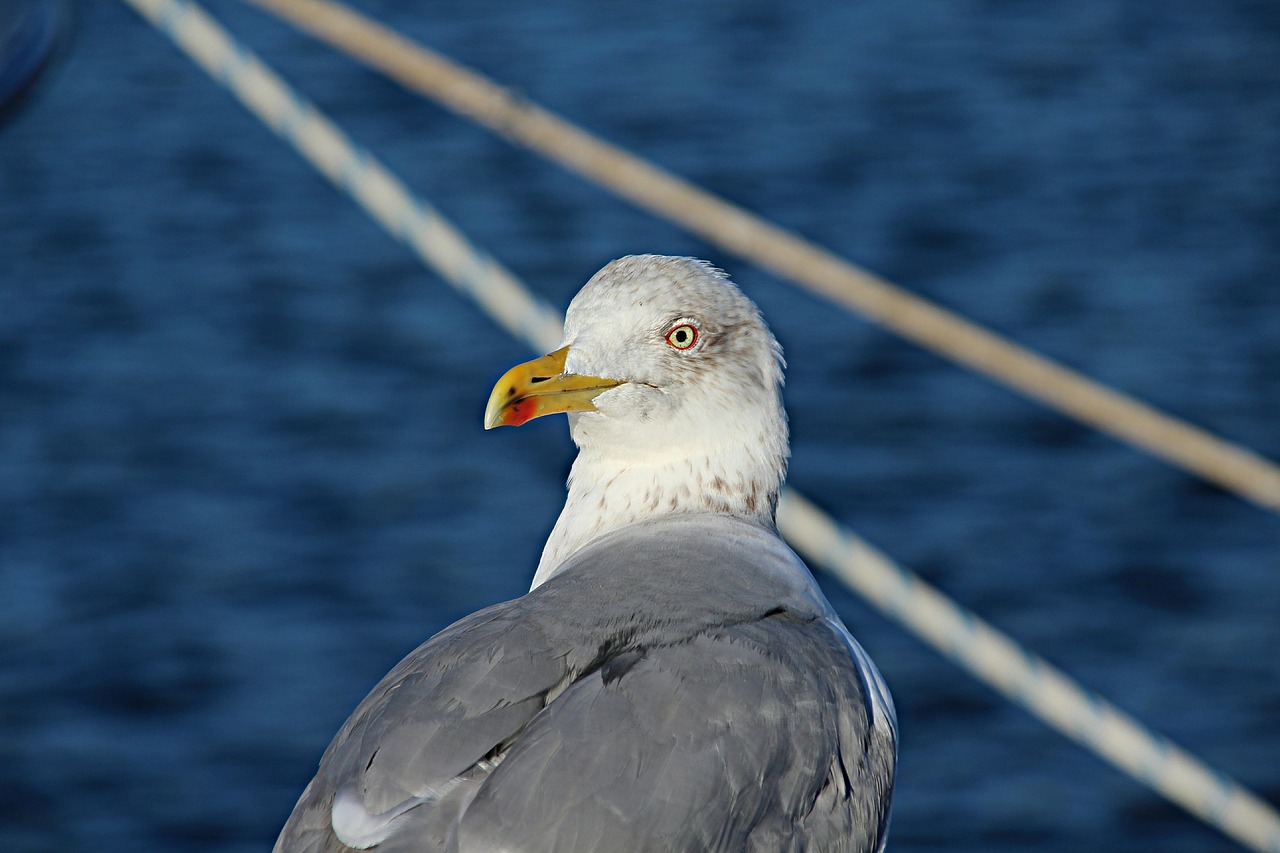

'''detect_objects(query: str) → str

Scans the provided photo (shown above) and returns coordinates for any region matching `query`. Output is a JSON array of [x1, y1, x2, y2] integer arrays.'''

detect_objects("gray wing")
[[274, 602, 575, 853], [275, 517, 896, 853], [456, 611, 895, 853], [276, 608, 894, 853]]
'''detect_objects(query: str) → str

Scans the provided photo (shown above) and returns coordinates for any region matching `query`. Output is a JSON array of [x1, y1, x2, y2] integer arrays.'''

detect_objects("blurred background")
[[1, 0, 1277, 850]]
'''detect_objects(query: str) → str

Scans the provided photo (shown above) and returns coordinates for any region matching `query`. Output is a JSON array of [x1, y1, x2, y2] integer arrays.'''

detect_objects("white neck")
[[531, 435, 786, 589]]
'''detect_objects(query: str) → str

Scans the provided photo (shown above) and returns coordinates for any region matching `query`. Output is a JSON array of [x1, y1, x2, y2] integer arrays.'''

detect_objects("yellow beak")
[[484, 346, 624, 429]]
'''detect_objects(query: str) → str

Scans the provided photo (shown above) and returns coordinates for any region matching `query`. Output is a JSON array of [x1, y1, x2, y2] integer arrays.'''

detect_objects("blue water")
[[1, 1, 1277, 850]]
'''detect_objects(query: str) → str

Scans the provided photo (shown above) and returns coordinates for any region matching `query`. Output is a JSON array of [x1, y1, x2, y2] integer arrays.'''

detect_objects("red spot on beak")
[[506, 401, 533, 427]]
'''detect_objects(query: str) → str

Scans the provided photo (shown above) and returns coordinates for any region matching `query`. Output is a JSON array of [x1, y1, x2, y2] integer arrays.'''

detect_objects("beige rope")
[[239, 0, 1280, 514]]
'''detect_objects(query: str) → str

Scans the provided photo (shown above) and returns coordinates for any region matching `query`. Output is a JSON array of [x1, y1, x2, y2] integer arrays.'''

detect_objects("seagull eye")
[[665, 323, 699, 350]]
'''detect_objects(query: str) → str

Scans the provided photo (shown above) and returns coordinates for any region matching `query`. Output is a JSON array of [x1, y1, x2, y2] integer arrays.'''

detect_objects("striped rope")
[[125, 0, 563, 355], [119, 1, 1280, 851], [779, 491, 1280, 853], [237, 0, 1280, 516]]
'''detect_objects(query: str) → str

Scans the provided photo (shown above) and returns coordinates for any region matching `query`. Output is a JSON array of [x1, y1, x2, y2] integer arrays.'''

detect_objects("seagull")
[[274, 255, 897, 852]]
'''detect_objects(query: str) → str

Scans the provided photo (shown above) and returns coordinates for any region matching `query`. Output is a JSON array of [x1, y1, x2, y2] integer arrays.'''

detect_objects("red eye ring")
[[665, 323, 699, 350]]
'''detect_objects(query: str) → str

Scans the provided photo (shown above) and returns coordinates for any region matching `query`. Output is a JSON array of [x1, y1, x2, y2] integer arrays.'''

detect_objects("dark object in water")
[[0, 0, 67, 128]]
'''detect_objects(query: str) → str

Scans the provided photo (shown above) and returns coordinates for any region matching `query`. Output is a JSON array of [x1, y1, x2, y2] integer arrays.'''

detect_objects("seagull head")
[[485, 255, 787, 464]]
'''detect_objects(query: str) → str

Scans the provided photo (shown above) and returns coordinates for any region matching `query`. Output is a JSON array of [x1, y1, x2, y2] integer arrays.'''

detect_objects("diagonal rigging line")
[[119, 1, 1280, 851], [238, 0, 1280, 515]]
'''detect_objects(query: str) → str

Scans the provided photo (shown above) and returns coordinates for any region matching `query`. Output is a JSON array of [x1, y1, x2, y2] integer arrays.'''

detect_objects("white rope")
[[778, 491, 1280, 853], [122, 0, 563, 355], [118, 2, 1280, 851]]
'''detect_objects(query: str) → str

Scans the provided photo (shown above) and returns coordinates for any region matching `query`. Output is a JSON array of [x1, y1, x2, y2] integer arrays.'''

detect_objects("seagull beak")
[[484, 346, 624, 429]]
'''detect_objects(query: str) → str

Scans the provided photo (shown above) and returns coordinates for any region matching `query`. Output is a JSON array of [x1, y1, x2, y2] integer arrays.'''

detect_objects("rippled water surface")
[[1, 1, 1278, 850]]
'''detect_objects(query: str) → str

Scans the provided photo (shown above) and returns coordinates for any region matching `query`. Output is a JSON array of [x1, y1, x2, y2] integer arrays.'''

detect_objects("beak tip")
[[483, 346, 572, 433]]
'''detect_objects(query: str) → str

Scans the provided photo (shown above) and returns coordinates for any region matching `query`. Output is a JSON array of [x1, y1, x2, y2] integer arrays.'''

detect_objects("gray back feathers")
[[275, 516, 896, 853]]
